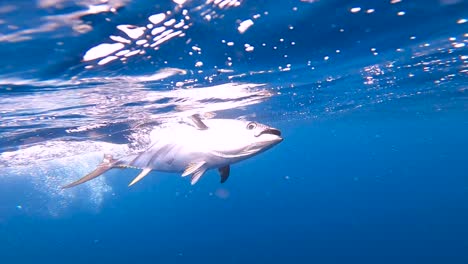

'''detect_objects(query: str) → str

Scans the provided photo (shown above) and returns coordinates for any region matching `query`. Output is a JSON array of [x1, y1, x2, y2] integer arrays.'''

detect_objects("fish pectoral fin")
[[181, 161, 208, 185], [218, 165, 230, 183], [189, 114, 208, 130], [190, 167, 207, 185], [62, 154, 116, 189], [128, 168, 152, 187], [182, 161, 206, 177]]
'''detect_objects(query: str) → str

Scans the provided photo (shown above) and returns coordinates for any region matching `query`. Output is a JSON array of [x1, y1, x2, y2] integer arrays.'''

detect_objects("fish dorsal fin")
[[128, 168, 152, 187], [189, 114, 208, 130], [191, 167, 207, 185], [182, 161, 206, 177], [62, 154, 116, 189], [218, 165, 230, 183]]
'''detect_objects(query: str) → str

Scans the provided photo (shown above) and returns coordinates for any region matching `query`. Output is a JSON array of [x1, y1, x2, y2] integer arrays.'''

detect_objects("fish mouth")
[[257, 128, 282, 137]]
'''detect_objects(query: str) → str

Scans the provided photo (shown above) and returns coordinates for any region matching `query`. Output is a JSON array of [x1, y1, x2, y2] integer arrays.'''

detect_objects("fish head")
[[204, 119, 283, 159]]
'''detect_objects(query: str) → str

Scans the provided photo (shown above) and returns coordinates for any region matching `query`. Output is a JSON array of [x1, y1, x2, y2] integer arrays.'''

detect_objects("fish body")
[[62, 115, 283, 188]]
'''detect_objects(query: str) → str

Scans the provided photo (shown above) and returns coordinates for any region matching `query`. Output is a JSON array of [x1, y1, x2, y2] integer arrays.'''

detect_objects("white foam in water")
[[98, 55, 118, 65], [115, 49, 130, 56], [78, 0, 247, 67], [117, 25, 146, 39], [152, 30, 182, 47], [0, 141, 128, 216], [151, 26, 166, 35], [172, 0, 187, 5], [148, 13, 166, 24], [83, 43, 125, 61], [110, 35, 131, 44], [164, 18, 177, 26], [238, 19, 254, 34]]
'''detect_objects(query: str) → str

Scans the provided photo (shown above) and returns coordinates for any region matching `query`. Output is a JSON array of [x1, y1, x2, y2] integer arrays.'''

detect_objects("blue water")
[[1, 0, 467, 263]]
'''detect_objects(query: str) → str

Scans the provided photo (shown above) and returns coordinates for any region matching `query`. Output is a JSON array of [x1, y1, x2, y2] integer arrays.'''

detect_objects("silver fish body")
[[62, 116, 283, 188]]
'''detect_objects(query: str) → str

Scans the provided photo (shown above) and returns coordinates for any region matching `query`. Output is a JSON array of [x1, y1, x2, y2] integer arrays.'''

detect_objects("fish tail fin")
[[62, 154, 117, 189]]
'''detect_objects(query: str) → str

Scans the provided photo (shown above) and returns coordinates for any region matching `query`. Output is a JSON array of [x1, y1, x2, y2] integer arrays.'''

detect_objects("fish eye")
[[246, 122, 257, 130]]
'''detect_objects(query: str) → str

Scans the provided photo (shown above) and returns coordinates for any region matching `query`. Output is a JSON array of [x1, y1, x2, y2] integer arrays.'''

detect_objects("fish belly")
[[121, 143, 216, 173]]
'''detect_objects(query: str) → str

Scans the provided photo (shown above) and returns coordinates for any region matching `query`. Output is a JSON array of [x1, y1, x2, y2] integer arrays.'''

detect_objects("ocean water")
[[0, 0, 467, 263]]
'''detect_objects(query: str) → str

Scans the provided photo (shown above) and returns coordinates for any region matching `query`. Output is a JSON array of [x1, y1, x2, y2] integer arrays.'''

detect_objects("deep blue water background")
[[2, 110, 468, 263], [1, 0, 468, 263]]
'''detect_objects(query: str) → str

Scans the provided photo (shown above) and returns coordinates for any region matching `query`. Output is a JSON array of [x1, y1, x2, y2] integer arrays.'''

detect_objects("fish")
[[62, 115, 283, 188]]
